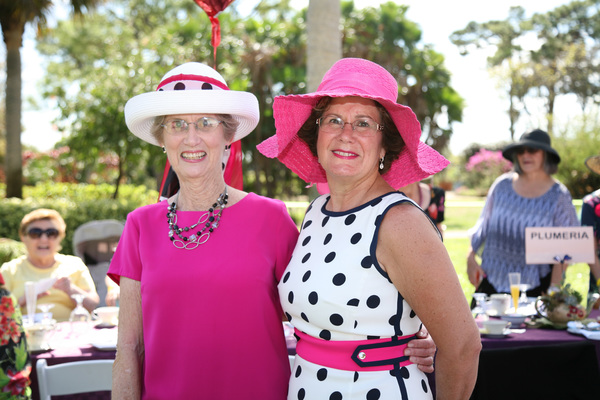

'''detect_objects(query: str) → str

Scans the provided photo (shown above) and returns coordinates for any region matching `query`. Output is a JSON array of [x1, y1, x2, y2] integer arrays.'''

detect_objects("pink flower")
[[466, 149, 512, 172], [595, 203, 600, 218]]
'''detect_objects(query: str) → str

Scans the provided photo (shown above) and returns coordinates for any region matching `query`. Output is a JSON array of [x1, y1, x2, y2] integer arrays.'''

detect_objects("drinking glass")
[[472, 293, 488, 327], [69, 294, 91, 322], [508, 272, 521, 312], [519, 283, 531, 305], [38, 303, 55, 325], [24, 281, 37, 325]]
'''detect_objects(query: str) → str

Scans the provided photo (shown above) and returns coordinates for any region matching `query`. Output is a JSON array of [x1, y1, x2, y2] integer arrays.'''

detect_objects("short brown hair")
[[297, 97, 405, 174], [151, 114, 240, 144], [20, 208, 67, 240]]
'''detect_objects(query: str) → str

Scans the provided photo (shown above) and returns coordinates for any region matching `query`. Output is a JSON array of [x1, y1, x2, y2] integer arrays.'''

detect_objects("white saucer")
[[479, 328, 511, 338]]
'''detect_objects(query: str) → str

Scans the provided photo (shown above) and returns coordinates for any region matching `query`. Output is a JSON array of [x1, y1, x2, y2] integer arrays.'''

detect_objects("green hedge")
[[0, 183, 159, 257]]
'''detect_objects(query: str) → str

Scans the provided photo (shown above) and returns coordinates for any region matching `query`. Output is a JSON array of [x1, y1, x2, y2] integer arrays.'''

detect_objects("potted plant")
[[536, 283, 599, 326]]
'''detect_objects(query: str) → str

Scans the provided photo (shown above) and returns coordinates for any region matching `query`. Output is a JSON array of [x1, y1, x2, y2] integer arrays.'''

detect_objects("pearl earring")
[[379, 156, 385, 170], [162, 146, 166, 154]]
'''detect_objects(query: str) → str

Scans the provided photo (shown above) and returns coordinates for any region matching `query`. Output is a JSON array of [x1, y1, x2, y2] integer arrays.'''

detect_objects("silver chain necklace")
[[167, 187, 228, 250]]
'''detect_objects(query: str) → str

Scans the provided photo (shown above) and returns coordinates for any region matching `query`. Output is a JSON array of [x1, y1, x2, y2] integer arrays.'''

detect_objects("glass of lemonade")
[[508, 272, 521, 313]]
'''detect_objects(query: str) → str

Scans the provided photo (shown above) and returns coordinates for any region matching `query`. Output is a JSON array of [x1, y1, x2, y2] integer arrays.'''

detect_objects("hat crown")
[[157, 62, 228, 91], [519, 129, 551, 146], [317, 58, 399, 103]]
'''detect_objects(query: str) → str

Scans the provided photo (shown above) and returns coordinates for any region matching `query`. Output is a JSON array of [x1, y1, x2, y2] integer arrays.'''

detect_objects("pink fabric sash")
[[294, 329, 415, 371]]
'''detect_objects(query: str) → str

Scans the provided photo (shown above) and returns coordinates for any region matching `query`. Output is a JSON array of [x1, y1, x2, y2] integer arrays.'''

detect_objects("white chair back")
[[36, 358, 114, 399]]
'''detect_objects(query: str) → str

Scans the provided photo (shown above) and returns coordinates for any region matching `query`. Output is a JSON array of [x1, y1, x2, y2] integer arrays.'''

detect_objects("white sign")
[[525, 226, 595, 264]]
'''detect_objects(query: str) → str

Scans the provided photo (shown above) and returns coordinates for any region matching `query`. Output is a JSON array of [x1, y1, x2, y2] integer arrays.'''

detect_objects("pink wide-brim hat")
[[125, 62, 259, 146], [256, 58, 449, 189]]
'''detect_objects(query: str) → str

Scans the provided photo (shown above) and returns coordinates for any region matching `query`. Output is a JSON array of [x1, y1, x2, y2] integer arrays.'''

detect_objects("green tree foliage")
[[35, 0, 462, 199], [341, 1, 463, 152], [553, 111, 600, 198], [0, 0, 101, 199], [450, 0, 600, 138], [0, 182, 158, 256]]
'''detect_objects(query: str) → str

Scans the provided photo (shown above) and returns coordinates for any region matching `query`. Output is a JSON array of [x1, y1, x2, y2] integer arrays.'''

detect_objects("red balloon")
[[193, 0, 234, 17], [193, 0, 234, 67]]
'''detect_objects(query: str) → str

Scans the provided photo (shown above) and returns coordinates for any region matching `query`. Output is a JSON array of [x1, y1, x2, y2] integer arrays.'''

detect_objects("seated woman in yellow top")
[[0, 209, 99, 321]]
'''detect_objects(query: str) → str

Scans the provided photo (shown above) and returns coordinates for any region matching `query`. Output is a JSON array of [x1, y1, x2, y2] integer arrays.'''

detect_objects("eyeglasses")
[[516, 147, 541, 155], [316, 115, 383, 136], [26, 228, 59, 239], [161, 117, 223, 134]]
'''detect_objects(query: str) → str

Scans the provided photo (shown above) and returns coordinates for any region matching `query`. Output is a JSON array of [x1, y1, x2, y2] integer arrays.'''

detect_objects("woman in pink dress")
[[109, 62, 436, 399]]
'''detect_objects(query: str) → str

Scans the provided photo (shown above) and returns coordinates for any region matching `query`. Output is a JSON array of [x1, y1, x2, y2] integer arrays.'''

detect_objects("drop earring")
[[162, 146, 166, 154], [379, 156, 385, 170]]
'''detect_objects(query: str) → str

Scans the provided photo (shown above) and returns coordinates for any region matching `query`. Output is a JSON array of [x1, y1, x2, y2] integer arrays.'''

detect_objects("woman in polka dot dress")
[[258, 58, 481, 399]]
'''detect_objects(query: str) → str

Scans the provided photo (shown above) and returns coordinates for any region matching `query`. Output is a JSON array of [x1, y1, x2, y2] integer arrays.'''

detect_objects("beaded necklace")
[[167, 187, 228, 250]]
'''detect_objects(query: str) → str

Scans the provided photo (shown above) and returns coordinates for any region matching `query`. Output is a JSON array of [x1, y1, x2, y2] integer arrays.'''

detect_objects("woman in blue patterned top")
[[467, 129, 579, 297]]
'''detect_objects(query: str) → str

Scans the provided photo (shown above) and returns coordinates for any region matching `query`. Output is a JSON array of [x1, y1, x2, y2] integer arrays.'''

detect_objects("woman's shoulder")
[[55, 254, 87, 268], [239, 192, 290, 214], [0, 255, 27, 272], [124, 200, 167, 223], [551, 179, 574, 199], [494, 172, 515, 186]]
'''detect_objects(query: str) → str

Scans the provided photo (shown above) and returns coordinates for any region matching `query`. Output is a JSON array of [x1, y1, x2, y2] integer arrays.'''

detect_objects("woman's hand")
[[53, 277, 100, 311], [53, 276, 73, 295], [467, 250, 484, 287], [405, 327, 436, 373]]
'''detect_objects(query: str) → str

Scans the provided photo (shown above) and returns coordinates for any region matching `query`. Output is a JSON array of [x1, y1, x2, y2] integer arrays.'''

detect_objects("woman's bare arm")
[[378, 204, 481, 400], [112, 277, 144, 399]]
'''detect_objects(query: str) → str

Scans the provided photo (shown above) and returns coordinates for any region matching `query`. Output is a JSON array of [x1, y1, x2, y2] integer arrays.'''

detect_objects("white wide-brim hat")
[[124, 62, 259, 146]]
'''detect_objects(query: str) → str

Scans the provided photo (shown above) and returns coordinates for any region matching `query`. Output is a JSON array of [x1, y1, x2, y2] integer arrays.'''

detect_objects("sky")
[[18, 0, 577, 155]]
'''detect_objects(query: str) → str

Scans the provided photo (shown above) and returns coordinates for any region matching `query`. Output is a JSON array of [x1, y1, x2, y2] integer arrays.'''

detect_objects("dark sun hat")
[[502, 129, 561, 164]]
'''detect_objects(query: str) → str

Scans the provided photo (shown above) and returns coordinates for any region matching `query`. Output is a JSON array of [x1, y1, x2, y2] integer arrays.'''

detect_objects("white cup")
[[489, 293, 511, 315], [482, 319, 510, 335], [93, 306, 119, 325]]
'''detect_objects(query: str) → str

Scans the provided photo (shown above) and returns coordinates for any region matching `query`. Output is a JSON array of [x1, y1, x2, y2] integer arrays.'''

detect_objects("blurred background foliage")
[[0, 183, 158, 256], [0, 0, 595, 203]]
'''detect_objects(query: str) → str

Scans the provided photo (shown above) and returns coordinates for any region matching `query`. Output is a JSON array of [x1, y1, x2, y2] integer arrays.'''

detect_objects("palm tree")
[[306, 0, 341, 92], [0, 0, 100, 198]]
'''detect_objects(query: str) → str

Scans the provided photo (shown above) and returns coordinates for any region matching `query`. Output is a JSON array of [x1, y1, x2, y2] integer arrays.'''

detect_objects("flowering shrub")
[[464, 149, 513, 194], [0, 289, 31, 399]]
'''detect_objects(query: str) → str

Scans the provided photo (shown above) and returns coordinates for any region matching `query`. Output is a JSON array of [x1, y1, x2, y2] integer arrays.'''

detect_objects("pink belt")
[[294, 329, 415, 371]]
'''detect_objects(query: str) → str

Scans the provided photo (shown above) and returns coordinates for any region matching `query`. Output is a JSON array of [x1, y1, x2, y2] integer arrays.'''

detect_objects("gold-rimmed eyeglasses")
[[316, 115, 383, 136], [161, 117, 223, 134]]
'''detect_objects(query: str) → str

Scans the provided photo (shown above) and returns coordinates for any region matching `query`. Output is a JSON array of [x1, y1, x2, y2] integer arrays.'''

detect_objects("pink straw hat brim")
[[257, 92, 449, 190]]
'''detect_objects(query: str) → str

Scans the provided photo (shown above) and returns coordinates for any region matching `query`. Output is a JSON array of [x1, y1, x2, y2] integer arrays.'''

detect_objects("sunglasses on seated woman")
[[27, 228, 60, 239], [516, 147, 541, 155]]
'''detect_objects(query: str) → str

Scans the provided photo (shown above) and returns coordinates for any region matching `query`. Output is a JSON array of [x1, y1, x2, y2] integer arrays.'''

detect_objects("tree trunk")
[[307, 0, 342, 92], [546, 86, 556, 136], [305, 0, 341, 197], [4, 25, 25, 199]]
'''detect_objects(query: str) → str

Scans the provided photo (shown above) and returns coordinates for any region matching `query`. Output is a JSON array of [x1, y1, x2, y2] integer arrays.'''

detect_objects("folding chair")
[[36, 358, 114, 399], [73, 219, 124, 306]]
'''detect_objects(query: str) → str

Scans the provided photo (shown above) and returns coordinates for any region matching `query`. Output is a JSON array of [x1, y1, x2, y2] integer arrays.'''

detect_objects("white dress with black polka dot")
[[279, 192, 434, 400]]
